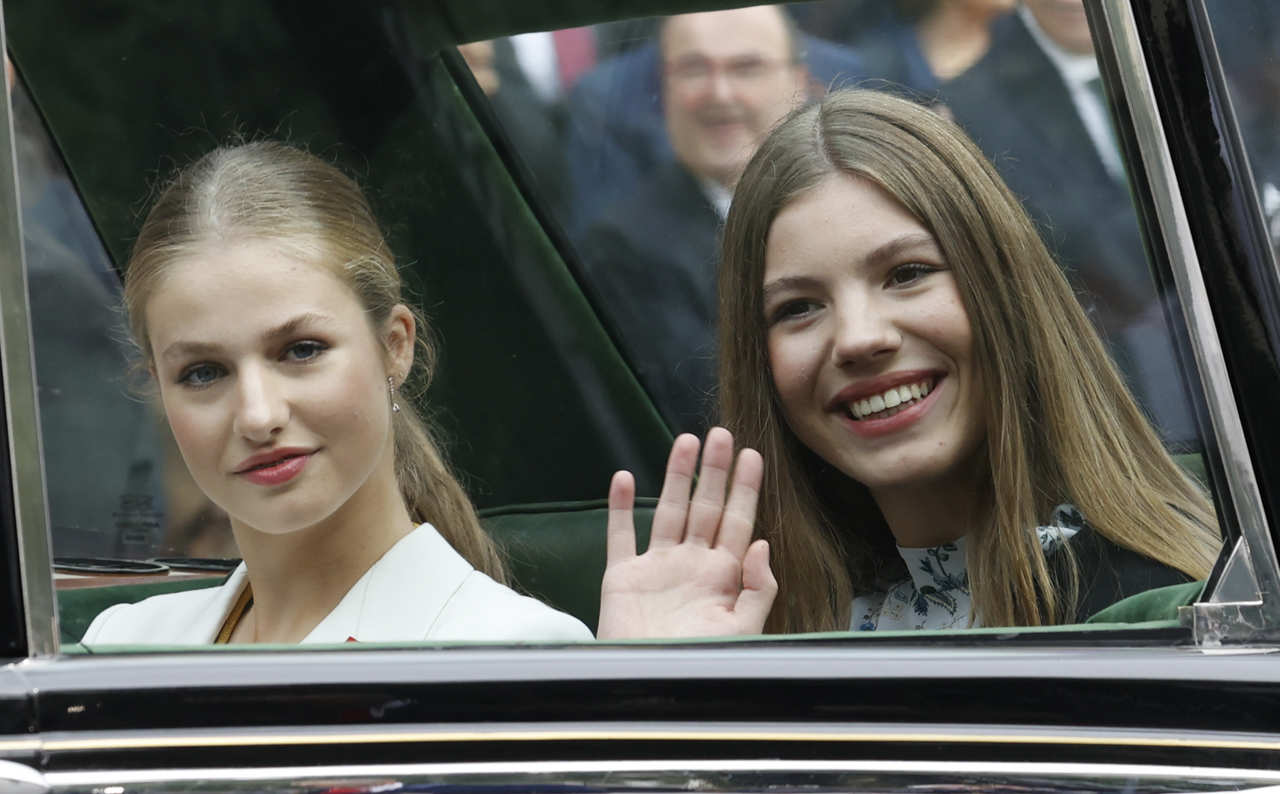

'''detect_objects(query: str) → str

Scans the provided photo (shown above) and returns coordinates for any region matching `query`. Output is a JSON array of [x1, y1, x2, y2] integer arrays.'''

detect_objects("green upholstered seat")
[[58, 499, 657, 643], [1085, 580, 1204, 624], [57, 499, 1201, 643], [58, 577, 228, 645], [481, 498, 655, 634]]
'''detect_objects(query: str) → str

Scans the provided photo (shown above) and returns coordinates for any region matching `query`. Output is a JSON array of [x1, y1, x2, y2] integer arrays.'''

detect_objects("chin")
[[227, 496, 344, 537]]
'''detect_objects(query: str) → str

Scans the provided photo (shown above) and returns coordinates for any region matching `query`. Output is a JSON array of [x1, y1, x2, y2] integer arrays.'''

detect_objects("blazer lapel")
[[302, 524, 473, 643]]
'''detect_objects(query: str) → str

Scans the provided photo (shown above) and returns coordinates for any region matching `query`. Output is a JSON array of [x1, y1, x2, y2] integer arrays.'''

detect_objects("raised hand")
[[596, 427, 776, 639]]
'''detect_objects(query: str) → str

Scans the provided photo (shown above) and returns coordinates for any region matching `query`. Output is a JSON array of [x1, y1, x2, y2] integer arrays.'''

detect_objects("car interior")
[[9, 0, 1277, 650]]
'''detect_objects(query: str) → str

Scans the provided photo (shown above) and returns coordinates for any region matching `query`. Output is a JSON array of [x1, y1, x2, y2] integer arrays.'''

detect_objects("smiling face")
[[762, 174, 985, 500], [661, 6, 807, 189], [145, 240, 413, 537]]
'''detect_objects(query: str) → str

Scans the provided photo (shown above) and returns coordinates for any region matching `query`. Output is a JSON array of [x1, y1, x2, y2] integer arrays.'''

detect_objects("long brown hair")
[[124, 141, 508, 583], [720, 89, 1218, 632]]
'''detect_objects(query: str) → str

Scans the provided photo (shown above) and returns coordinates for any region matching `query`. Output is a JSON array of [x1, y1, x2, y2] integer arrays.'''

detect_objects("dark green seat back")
[[482, 499, 655, 634], [58, 500, 657, 643]]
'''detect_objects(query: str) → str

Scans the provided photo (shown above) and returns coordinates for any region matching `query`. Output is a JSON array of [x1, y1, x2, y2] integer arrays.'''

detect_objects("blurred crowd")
[[460, 0, 1280, 443]]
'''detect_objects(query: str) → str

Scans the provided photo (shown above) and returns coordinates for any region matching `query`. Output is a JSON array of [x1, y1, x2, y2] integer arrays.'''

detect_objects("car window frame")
[[0, 0, 54, 658]]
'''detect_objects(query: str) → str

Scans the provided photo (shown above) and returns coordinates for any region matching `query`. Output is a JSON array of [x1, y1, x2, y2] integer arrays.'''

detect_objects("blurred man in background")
[[577, 6, 809, 432]]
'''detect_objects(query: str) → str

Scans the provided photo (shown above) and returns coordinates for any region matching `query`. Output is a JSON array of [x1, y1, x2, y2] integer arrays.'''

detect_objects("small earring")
[[388, 376, 400, 413]]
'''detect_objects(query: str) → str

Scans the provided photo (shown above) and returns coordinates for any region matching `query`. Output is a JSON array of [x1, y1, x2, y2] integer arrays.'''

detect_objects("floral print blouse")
[[850, 504, 1085, 631]]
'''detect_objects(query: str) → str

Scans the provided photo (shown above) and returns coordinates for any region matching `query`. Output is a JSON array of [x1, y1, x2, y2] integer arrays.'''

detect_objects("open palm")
[[597, 428, 776, 639]]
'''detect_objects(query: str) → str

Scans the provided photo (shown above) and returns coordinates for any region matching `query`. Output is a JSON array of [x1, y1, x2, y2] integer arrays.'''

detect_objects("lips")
[[827, 371, 942, 412], [826, 371, 945, 438], [233, 448, 316, 487]]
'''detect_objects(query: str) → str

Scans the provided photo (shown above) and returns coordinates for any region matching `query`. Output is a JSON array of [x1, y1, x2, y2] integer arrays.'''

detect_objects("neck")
[[916, 4, 999, 80], [871, 465, 986, 549], [230, 450, 415, 643]]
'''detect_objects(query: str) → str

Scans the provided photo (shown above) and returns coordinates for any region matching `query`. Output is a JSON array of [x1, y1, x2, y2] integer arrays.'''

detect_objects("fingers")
[[605, 470, 638, 565], [649, 434, 701, 548], [714, 447, 763, 559], [735, 539, 777, 634], [684, 427, 735, 546]]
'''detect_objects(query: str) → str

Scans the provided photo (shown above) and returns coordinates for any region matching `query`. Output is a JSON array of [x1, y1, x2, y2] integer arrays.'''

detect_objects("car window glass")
[[1202, 0, 1280, 253], [11, 75, 230, 562], [5, 0, 1229, 649], [458, 0, 1227, 628]]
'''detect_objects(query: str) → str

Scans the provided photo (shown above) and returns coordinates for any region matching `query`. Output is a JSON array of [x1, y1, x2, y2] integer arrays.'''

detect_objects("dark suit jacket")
[[577, 161, 721, 434], [944, 14, 1196, 444]]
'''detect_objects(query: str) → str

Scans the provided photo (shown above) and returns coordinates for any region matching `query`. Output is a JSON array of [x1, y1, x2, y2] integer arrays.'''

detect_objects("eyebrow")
[[761, 232, 942, 304], [158, 311, 337, 362], [863, 232, 941, 267], [761, 275, 823, 305]]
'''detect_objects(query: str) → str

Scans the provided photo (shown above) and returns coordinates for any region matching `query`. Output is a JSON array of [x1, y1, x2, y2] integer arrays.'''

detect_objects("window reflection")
[[11, 70, 237, 567]]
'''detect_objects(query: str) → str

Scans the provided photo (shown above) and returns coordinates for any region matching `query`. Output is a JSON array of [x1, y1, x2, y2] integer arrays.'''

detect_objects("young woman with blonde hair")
[[83, 141, 591, 644], [599, 89, 1219, 637]]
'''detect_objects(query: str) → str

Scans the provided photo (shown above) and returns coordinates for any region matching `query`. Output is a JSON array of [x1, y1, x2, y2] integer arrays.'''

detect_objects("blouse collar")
[[894, 506, 1083, 595]]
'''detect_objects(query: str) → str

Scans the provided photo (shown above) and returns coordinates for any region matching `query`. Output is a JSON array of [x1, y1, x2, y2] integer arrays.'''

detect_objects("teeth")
[[846, 379, 934, 421]]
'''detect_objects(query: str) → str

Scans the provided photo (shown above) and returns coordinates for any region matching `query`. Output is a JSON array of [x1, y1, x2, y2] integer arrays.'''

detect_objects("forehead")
[[764, 175, 934, 276], [144, 240, 365, 348], [661, 7, 790, 60]]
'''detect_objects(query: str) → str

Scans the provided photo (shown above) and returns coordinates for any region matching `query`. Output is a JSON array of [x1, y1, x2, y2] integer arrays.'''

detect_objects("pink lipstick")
[[234, 448, 315, 487]]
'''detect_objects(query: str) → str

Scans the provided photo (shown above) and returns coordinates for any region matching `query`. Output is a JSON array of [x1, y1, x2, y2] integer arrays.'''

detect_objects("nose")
[[830, 293, 901, 366], [707, 67, 736, 102], [232, 364, 289, 443]]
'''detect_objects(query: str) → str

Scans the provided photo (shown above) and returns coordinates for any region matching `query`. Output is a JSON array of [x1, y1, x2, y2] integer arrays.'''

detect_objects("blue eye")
[[284, 340, 328, 362], [887, 263, 938, 287], [178, 363, 224, 388]]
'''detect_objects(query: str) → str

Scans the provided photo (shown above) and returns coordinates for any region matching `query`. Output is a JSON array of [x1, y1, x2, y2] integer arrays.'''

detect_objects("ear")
[[382, 304, 416, 383]]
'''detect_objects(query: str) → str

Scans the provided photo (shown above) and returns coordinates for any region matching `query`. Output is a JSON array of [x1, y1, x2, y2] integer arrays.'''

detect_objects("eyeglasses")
[[664, 55, 792, 89]]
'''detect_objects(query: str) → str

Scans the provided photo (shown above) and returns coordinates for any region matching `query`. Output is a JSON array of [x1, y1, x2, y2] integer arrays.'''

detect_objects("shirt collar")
[[1019, 4, 1099, 89], [698, 177, 733, 220]]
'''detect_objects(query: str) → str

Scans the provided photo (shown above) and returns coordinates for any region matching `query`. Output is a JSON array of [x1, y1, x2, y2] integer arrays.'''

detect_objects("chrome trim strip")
[[42, 759, 1280, 787], [1098, 0, 1280, 637], [0, 1, 58, 656], [30, 723, 1280, 753]]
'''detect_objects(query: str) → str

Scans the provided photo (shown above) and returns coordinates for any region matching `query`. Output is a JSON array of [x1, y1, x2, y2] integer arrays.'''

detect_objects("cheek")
[[941, 299, 975, 364], [306, 362, 387, 440], [160, 395, 220, 470], [766, 335, 818, 407]]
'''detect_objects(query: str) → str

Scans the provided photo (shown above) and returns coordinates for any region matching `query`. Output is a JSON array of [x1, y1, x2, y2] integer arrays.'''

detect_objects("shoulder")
[[944, 15, 1044, 104], [431, 571, 593, 642], [79, 569, 246, 645], [340, 524, 592, 643], [582, 164, 709, 240]]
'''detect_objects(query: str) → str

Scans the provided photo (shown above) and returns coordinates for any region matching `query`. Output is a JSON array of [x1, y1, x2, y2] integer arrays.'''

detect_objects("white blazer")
[[81, 523, 593, 645]]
